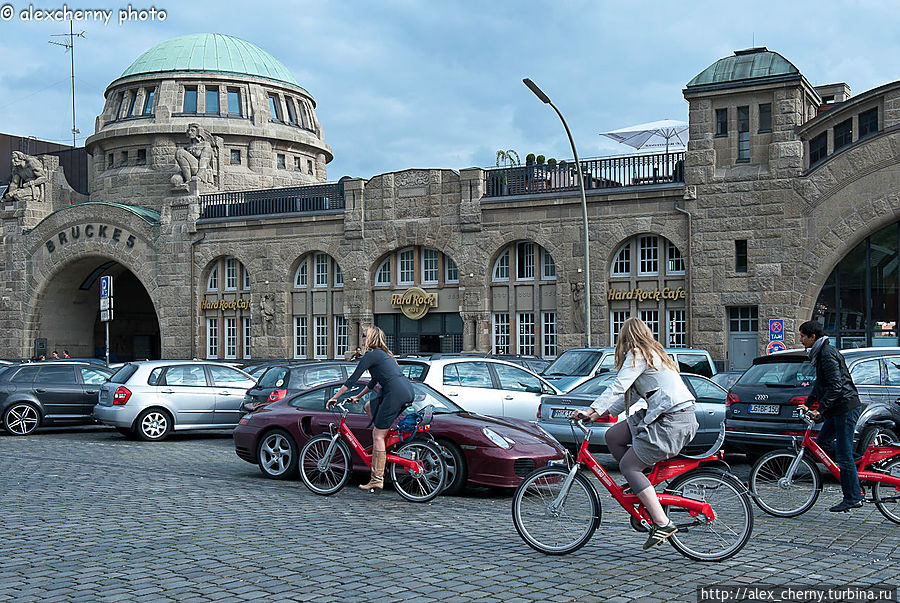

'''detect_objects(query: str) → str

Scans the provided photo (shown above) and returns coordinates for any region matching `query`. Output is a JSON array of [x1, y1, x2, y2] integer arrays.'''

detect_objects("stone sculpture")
[[171, 123, 215, 189], [260, 294, 275, 336], [2, 151, 48, 202], [571, 281, 585, 332]]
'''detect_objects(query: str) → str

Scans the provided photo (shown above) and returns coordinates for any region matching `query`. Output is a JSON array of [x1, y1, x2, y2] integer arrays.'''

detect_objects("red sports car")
[[233, 379, 566, 494]]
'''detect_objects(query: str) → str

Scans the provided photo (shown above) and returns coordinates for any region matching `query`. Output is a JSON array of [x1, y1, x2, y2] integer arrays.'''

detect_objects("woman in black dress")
[[327, 326, 415, 493]]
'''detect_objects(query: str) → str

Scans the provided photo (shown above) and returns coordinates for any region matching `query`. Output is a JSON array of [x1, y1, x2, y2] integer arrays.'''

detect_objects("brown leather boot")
[[359, 450, 386, 493]]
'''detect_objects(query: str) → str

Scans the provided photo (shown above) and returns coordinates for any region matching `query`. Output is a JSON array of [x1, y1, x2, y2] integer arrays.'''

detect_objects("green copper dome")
[[117, 33, 303, 89], [686, 47, 800, 89]]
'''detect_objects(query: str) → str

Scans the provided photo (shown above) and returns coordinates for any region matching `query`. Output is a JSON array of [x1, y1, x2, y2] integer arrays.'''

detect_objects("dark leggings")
[[605, 420, 652, 492]]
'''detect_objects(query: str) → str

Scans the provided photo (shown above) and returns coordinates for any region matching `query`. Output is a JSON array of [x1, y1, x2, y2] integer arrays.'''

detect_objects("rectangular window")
[[422, 249, 439, 284], [227, 88, 242, 115], [277, 154, 286, 170], [809, 131, 828, 166], [107, 153, 114, 169], [611, 310, 630, 345], [205, 86, 219, 114], [136, 149, 146, 165], [307, 159, 314, 175], [640, 309, 660, 340], [285, 97, 297, 125], [715, 108, 728, 137], [667, 309, 686, 348], [314, 316, 328, 359], [142, 89, 155, 115], [315, 253, 328, 287], [758, 103, 772, 133], [294, 316, 308, 358], [268, 94, 282, 121], [728, 306, 758, 332], [126, 91, 137, 117], [517, 313, 535, 355], [230, 149, 241, 165], [116, 93, 126, 119], [225, 258, 237, 290], [834, 118, 852, 151], [445, 258, 459, 283], [183, 86, 197, 113], [120, 151, 128, 166], [517, 242, 535, 280], [225, 317, 237, 359], [542, 250, 556, 280], [542, 312, 557, 358], [858, 107, 878, 139], [294, 157, 301, 170], [206, 317, 218, 359], [735, 239, 748, 273], [493, 313, 510, 354], [399, 249, 415, 285], [639, 235, 659, 275], [666, 242, 684, 275], [334, 316, 348, 358], [737, 105, 750, 161], [242, 317, 251, 359]]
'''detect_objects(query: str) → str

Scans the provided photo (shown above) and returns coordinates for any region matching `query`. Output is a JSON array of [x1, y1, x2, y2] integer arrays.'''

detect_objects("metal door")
[[728, 334, 757, 371]]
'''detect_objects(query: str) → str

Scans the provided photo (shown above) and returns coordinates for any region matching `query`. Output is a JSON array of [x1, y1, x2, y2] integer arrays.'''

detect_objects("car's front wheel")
[[435, 439, 467, 495], [257, 429, 298, 479], [3, 402, 41, 435], [858, 425, 898, 453], [135, 408, 172, 441]]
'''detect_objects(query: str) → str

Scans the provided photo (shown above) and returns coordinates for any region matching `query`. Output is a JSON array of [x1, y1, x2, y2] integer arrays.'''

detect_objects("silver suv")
[[94, 360, 255, 441]]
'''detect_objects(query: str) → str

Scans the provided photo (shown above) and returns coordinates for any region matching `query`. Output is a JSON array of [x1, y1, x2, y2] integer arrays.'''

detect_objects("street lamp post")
[[523, 78, 591, 347]]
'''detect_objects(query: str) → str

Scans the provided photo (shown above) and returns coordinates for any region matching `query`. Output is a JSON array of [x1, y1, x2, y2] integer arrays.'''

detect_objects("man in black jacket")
[[798, 321, 863, 512]]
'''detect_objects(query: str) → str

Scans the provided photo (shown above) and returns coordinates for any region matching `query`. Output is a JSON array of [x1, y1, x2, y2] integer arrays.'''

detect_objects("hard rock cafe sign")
[[607, 286, 686, 302], [391, 287, 438, 320]]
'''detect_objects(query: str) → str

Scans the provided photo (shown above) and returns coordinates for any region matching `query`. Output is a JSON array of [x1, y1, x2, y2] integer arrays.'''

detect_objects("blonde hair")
[[364, 326, 396, 361], [614, 317, 677, 371]]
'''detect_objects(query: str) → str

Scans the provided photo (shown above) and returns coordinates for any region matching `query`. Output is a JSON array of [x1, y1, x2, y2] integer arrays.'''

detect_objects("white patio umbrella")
[[600, 119, 689, 154]]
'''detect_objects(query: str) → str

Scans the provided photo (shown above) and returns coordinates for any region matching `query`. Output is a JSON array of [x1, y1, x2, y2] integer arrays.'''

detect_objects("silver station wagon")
[[94, 360, 256, 441]]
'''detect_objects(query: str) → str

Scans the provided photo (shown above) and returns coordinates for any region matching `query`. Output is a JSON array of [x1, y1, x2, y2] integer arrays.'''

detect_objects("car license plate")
[[550, 408, 577, 419], [749, 404, 780, 415]]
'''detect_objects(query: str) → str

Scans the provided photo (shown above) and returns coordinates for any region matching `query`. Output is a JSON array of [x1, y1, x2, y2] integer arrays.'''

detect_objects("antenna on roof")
[[49, 20, 86, 148]]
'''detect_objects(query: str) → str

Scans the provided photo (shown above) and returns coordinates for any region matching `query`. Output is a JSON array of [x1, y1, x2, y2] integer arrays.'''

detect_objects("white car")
[[398, 356, 560, 421]]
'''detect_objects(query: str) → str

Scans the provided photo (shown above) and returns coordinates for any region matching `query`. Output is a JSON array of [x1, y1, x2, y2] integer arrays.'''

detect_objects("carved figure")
[[171, 123, 214, 188], [571, 282, 585, 332], [260, 294, 275, 336], [3, 151, 48, 202]]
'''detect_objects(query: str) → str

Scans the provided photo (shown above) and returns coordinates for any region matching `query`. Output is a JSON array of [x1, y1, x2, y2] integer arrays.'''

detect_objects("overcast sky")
[[0, 0, 898, 180]]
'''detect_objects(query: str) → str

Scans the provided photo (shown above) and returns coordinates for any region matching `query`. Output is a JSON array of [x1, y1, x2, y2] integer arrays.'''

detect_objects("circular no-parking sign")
[[766, 340, 786, 354]]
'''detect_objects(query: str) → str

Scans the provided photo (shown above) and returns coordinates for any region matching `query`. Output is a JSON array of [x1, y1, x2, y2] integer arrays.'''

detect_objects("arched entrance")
[[34, 255, 161, 361]]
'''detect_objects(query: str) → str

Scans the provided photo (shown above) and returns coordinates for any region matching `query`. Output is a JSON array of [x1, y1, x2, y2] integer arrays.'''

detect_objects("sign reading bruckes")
[[391, 287, 438, 320], [606, 286, 686, 302]]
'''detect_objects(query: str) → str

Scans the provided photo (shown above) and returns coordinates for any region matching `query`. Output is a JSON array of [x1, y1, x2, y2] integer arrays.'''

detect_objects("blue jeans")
[[816, 406, 862, 503]]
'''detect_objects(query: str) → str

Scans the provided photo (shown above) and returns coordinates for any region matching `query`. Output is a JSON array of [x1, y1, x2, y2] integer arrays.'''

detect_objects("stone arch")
[[604, 231, 686, 273], [599, 226, 688, 271]]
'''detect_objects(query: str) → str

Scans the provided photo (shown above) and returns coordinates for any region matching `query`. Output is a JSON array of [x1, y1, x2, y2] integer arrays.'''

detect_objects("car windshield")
[[410, 382, 463, 413], [543, 350, 604, 376], [569, 373, 617, 395], [738, 361, 815, 387]]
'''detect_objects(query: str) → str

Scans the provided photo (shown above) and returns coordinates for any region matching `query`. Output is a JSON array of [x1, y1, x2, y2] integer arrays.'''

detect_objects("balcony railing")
[[199, 182, 345, 219], [483, 151, 685, 198]]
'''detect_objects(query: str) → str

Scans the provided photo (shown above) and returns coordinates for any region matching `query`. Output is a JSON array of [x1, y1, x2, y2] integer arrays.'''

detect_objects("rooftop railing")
[[199, 182, 345, 219], [482, 151, 684, 198]]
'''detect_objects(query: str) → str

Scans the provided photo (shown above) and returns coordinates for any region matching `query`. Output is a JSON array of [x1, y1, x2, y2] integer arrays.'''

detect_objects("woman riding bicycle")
[[576, 317, 699, 549], [327, 326, 415, 494]]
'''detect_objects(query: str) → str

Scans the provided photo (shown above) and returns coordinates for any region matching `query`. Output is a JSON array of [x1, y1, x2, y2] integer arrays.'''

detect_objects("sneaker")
[[643, 522, 678, 550], [829, 499, 864, 512]]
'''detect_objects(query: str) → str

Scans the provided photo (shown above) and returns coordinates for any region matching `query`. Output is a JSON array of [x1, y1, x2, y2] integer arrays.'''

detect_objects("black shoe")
[[829, 499, 864, 512], [643, 522, 678, 549]]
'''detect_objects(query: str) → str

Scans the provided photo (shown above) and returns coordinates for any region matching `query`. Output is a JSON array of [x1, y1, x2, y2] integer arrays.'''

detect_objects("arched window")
[[612, 243, 631, 276], [492, 250, 510, 282], [294, 262, 307, 288], [207, 266, 218, 291], [203, 257, 251, 360], [292, 252, 345, 359], [375, 259, 391, 286]]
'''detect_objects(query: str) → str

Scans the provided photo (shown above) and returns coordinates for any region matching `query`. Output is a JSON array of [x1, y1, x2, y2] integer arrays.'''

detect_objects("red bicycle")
[[748, 410, 900, 522], [298, 399, 446, 502], [512, 419, 753, 561]]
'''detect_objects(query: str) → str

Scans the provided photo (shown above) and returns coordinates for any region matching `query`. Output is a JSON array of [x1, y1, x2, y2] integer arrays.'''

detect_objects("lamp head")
[[523, 78, 551, 104]]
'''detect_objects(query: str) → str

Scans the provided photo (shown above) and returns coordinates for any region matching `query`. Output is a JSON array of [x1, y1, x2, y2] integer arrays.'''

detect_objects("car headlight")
[[483, 427, 514, 449]]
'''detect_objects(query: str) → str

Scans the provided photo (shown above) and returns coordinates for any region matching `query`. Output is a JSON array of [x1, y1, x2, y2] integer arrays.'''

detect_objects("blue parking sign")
[[769, 319, 784, 341]]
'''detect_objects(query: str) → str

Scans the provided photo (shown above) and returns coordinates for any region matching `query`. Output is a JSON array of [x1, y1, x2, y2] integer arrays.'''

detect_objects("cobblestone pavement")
[[0, 427, 897, 602]]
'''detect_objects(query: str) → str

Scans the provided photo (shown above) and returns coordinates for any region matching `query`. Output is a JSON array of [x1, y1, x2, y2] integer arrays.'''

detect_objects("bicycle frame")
[[320, 402, 429, 475], [553, 420, 719, 526], [790, 415, 900, 488]]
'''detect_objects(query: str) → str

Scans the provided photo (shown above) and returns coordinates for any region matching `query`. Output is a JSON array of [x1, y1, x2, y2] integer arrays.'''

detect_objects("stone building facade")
[[1, 37, 899, 368]]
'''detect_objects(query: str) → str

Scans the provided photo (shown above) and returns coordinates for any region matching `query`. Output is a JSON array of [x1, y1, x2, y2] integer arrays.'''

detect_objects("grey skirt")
[[626, 407, 699, 466]]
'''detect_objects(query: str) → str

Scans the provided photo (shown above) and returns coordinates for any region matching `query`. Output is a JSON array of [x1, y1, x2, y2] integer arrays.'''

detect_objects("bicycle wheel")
[[872, 455, 900, 524], [749, 450, 822, 517], [512, 466, 600, 555], [299, 435, 351, 495], [390, 440, 446, 502], [664, 469, 753, 562]]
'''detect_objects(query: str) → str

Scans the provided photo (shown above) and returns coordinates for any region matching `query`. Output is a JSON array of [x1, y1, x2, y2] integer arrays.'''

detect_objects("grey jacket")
[[590, 350, 695, 425]]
